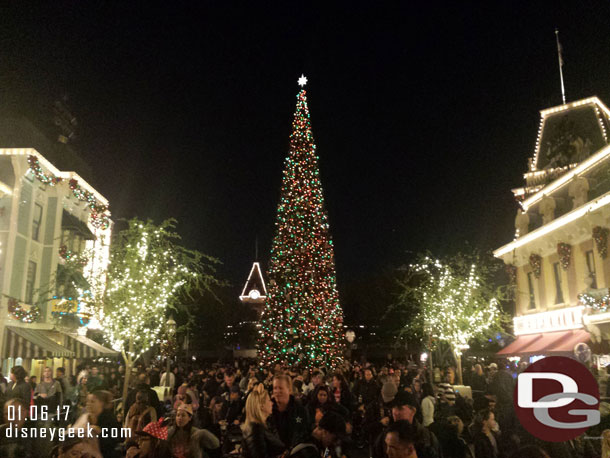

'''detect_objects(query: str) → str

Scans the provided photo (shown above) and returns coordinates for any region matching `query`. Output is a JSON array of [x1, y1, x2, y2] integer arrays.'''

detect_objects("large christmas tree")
[[259, 78, 345, 369]]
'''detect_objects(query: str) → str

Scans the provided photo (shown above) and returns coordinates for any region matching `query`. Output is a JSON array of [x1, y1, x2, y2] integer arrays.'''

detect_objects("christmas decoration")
[[160, 338, 178, 358], [7, 297, 41, 323], [529, 254, 542, 278], [579, 291, 610, 313], [259, 82, 345, 369], [27, 155, 110, 229], [399, 256, 503, 385], [557, 242, 572, 270], [59, 245, 88, 266], [99, 218, 218, 403], [593, 226, 609, 259], [27, 155, 62, 186]]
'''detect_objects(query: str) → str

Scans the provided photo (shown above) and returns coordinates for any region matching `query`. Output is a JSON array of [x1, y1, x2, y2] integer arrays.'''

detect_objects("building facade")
[[495, 97, 610, 365], [0, 147, 115, 377]]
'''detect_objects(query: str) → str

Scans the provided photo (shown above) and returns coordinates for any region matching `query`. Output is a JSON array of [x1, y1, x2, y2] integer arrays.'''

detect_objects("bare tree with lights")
[[100, 218, 219, 403], [398, 254, 505, 385]]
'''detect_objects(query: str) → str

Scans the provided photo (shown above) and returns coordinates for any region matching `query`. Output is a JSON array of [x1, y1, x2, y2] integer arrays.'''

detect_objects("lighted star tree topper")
[[259, 76, 345, 369]]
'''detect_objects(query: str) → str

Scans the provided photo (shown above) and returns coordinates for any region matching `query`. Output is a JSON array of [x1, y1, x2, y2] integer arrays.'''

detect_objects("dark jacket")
[[473, 431, 499, 458], [373, 419, 441, 458], [353, 379, 380, 406], [242, 422, 287, 458], [98, 408, 122, 458], [6, 381, 31, 407], [124, 383, 161, 417], [271, 396, 310, 448]]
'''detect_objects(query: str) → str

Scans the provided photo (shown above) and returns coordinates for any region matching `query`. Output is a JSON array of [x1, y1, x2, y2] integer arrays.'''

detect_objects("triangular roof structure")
[[239, 262, 267, 302]]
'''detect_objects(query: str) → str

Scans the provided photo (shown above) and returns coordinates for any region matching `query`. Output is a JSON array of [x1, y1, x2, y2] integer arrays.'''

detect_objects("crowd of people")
[[0, 357, 606, 457]]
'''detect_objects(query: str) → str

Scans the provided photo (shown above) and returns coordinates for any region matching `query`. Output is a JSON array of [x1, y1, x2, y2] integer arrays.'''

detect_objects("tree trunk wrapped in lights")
[[259, 84, 345, 369]]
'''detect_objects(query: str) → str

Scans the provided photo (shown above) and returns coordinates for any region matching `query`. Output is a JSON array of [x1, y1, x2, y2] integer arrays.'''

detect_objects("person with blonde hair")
[[242, 383, 287, 458]]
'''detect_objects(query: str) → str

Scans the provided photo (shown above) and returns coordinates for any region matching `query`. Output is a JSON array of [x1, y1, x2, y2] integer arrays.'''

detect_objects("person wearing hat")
[[126, 418, 171, 458], [373, 391, 441, 458], [167, 403, 220, 458], [290, 411, 348, 458]]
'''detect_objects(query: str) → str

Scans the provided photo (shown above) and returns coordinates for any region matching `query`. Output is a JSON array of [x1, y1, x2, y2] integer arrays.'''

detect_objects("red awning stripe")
[[496, 330, 590, 356]]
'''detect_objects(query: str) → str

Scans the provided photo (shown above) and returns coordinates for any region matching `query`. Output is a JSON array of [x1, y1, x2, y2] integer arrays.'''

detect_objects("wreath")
[[557, 243, 572, 270], [593, 226, 609, 259], [529, 254, 542, 278]]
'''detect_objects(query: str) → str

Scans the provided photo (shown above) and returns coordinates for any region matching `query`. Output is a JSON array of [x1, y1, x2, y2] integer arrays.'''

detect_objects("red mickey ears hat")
[[137, 417, 168, 441]]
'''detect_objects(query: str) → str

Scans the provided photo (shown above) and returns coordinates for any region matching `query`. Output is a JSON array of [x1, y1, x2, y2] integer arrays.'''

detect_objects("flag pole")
[[555, 29, 566, 104]]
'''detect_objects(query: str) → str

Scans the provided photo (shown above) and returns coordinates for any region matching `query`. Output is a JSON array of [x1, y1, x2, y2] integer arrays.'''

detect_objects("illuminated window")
[[527, 272, 536, 309], [553, 262, 564, 304], [586, 250, 597, 289], [25, 261, 37, 304], [32, 203, 43, 241]]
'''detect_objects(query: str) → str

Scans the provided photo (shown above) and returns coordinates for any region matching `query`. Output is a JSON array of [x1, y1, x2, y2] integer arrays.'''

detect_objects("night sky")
[[3, 2, 610, 310]]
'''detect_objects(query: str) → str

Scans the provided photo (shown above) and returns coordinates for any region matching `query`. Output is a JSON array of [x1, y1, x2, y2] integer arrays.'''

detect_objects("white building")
[[0, 146, 115, 377], [495, 96, 610, 366]]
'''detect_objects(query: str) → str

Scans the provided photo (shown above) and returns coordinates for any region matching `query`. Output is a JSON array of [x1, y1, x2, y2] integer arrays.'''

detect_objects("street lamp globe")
[[346, 330, 356, 343], [167, 315, 177, 337]]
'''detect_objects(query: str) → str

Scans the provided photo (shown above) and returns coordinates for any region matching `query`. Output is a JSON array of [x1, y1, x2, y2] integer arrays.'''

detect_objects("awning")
[[63, 334, 118, 358], [62, 210, 96, 240], [497, 333, 542, 355], [3, 327, 74, 359], [496, 329, 591, 357]]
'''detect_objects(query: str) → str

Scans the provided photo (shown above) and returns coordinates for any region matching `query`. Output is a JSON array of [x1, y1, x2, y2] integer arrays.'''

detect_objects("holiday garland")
[[593, 226, 609, 259], [7, 297, 41, 323], [557, 243, 572, 270], [529, 254, 542, 278], [579, 292, 610, 313], [27, 155, 63, 186], [27, 155, 110, 229], [59, 244, 88, 266]]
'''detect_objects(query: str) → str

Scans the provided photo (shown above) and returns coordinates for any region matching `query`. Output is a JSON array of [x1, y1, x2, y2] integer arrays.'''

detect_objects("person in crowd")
[[373, 391, 441, 458], [311, 410, 348, 458], [420, 383, 436, 427], [331, 373, 351, 409], [204, 372, 223, 402], [472, 408, 500, 458], [160, 366, 176, 391], [29, 375, 37, 392], [5, 366, 31, 407], [34, 366, 63, 410], [353, 368, 380, 407], [55, 367, 72, 406], [270, 374, 310, 448], [0, 372, 7, 394], [411, 378, 422, 404], [241, 383, 287, 458], [488, 362, 514, 431], [221, 384, 244, 425], [363, 380, 397, 453], [75, 372, 89, 410], [72, 390, 122, 458], [470, 364, 487, 394], [126, 418, 171, 458], [307, 384, 350, 426], [49, 437, 102, 458], [174, 384, 194, 411], [218, 368, 239, 400], [0, 399, 44, 457], [167, 403, 220, 458], [436, 416, 471, 458], [125, 389, 157, 435], [86, 366, 104, 391], [384, 420, 418, 458], [125, 373, 161, 417]]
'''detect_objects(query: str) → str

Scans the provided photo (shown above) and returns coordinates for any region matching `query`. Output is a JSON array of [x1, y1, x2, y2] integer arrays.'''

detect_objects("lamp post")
[[165, 316, 176, 391]]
